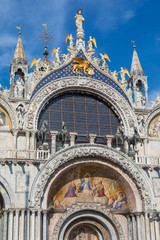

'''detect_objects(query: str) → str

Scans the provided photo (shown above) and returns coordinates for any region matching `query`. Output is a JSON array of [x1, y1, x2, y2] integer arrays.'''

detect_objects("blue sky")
[[0, 0, 160, 103]]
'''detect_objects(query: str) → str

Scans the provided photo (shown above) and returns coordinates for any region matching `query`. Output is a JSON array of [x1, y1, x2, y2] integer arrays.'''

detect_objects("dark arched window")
[[38, 94, 120, 138]]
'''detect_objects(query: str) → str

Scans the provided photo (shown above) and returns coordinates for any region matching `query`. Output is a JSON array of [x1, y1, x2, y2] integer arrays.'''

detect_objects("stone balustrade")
[[0, 149, 50, 160], [135, 155, 160, 165]]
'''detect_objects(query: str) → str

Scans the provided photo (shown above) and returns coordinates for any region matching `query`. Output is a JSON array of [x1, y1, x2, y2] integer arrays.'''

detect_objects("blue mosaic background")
[[31, 50, 130, 104]]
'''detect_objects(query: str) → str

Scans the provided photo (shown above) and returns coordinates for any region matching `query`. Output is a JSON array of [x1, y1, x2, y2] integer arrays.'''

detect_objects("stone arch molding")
[[29, 144, 152, 210], [0, 175, 15, 208], [0, 94, 16, 129], [53, 205, 124, 240], [145, 106, 160, 136], [27, 77, 136, 135]]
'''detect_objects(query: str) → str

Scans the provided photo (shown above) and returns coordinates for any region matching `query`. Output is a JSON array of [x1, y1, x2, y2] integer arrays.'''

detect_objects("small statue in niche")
[[57, 122, 68, 149], [14, 76, 25, 98], [16, 104, 26, 130], [37, 120, 49, 144], [136, 87, 146, 107]]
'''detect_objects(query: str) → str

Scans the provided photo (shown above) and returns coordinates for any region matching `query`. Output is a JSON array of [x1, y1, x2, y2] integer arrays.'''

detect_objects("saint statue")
[[75, 9, 84, 32], [14, 76, 25, 98]]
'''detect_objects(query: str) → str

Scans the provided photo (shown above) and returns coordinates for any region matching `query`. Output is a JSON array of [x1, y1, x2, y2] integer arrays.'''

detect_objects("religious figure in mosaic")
[[148, 115, 160, 137]]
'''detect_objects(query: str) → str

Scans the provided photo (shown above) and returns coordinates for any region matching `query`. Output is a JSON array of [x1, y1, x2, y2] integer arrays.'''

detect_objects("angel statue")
[[100, 53, 111, 68], [75, 9, 84, 32], [52, 47, 61, 67], [87, 36, 97, 51], [66, 34, 74, 48]]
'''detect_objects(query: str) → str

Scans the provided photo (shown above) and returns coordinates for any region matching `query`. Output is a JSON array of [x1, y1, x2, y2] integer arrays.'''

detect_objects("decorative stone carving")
[[153, 178, 160, 197], [16, 104, 26, 130], [137, 114, 145, 135], [15, 172, 29, 192], [29, 144, 151, 210], [27, 77, 135, 136], [52, 203, 125, 240]]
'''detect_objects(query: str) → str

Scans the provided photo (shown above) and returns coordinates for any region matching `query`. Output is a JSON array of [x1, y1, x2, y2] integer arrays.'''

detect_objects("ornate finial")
[[75, 9, 85, 48], [38, 24, 55, 57], [131, 40, 136, 48], [16, 26, 21, 35]]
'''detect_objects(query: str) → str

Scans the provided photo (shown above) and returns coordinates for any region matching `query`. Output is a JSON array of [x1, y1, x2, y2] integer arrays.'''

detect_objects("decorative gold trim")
[[0, 106, 12, 130]]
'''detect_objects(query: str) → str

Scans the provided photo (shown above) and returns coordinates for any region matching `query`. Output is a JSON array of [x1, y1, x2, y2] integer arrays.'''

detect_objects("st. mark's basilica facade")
[[0, 9, 160, 240]]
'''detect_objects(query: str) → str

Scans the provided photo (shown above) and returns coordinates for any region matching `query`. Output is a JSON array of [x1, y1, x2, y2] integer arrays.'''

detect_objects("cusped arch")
[[0, 94, 16, 129], [27, 77, 136, 135], [0, 175, 15, 208], [29, 144, 153, 211]]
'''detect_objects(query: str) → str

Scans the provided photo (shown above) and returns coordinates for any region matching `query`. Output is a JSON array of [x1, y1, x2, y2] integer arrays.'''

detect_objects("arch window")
[[38, 93, 120, 137]]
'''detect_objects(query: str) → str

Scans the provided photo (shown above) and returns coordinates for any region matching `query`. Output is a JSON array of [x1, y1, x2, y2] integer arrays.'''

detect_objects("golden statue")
[[73, 57, 94, 75], [87, 36, 97, 50]]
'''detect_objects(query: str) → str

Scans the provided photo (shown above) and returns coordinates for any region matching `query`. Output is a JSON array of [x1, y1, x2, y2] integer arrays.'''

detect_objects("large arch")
[[26, 77, 136, 135], [29, 144, 153, 211]]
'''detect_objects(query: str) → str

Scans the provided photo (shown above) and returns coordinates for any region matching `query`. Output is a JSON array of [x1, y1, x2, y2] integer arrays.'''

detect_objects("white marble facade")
[[0, 10, 160, 240]]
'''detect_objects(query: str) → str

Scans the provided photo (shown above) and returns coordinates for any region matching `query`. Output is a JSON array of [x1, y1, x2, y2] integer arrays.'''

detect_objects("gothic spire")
[[13, 28, 27, 64], [130, 43, 144, 77]]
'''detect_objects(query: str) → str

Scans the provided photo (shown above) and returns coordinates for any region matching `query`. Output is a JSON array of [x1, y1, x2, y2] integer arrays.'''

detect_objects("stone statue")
[[136, 88, 146, 107], [75, 9, 84, 32], [110, 70, 118, 81], [112, 126, 124, 149], [16, 104, 26, 130], [68, 34, 74, 48], [61, 53, 70, 64], [119, 67, 126, 83], [53, 47, 61, 67], [57, 122, 68, 146], [137, 115, 145, 134], [124, 127, 143, 153], [14, 76, 25, 98], [37, 120, 48, 144]]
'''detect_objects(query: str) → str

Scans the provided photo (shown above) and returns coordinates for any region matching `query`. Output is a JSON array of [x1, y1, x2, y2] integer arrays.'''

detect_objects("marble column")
[[37, 210, 42, 240], [43, 210, 47, 240], [26, 209, 30, 240], [14, 210, 19, 240], [50, 131, 58, 154], [26, 131, 30, 158], [131, 214, 137, 240], [8, 209, 14, 240], [145, 212, 151, 240], [126, 215, 132, 240], [106, 135, 113, 148], [145, 87, 148, 107], [31, 131, 37, 159], [31, 210, 36, 240], [149, 213, 156, 240], [13, 131, 18, 158], [69, 132, 77, 146], [141, 213, 146, 240], [155, 213, 160, 240], [88, 134, 97, 144], [135, 213, 142, 240], [143, 138, 148, 157], [2, 210, 8, 240], [20, 210, 25, 240]]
